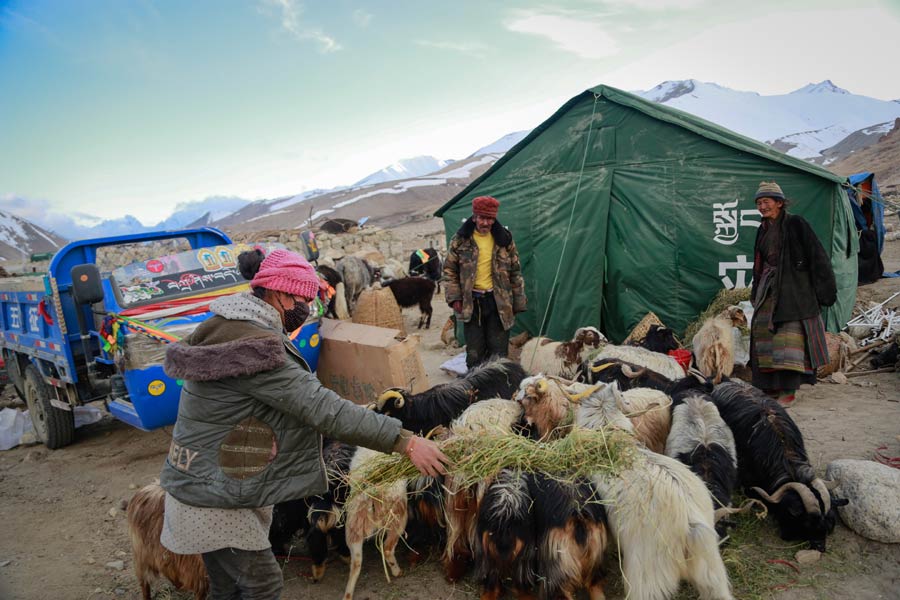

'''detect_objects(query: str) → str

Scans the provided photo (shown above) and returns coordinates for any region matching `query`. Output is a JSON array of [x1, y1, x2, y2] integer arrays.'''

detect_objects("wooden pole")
[[844, 367, 896, 378]]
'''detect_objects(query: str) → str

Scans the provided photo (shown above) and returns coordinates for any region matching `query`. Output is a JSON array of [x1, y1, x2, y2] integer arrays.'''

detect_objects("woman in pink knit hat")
[[159, 247, 448, 599]]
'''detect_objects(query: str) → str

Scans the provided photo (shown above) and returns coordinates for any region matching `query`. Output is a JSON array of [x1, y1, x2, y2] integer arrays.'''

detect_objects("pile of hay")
[[346, 427, 638, 505], [683, 287, 751, 345], [352, 286, 406, 334]]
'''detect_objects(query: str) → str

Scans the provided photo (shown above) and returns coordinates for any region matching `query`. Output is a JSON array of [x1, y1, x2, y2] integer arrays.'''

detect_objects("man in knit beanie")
[[444, 195, 527, 369]]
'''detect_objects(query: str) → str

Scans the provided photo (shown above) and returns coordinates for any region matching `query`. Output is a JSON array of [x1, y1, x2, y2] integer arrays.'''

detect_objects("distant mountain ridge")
[[0, 210, 66, 263], [636, 79, 900, 162]]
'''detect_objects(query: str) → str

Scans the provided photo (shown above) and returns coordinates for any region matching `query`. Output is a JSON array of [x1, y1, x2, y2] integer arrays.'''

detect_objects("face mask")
[[282, 300, 310, 332]]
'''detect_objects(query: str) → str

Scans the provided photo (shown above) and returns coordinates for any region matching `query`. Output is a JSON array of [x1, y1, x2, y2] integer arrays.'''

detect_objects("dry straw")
[[346, 426, 639, 506]]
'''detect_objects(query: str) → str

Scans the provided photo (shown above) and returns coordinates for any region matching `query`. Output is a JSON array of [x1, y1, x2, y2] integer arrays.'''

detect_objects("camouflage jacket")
[[443, 217, 526, 330]]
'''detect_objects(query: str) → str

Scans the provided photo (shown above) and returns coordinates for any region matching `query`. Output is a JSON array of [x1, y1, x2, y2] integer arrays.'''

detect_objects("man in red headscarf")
[[443, 195, 527, 369]]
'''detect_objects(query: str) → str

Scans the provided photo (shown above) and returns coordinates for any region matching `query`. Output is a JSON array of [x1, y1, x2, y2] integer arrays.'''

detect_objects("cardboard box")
[[316, 318, 430, 405]]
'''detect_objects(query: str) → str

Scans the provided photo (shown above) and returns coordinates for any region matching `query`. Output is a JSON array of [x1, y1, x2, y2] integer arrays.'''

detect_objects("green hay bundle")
[[682, 287, 751, 346], [346, 427, 638, 505]]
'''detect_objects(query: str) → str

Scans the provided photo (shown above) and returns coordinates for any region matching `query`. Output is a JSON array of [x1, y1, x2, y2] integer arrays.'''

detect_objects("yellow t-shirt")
[[473, 230, 494, 291]]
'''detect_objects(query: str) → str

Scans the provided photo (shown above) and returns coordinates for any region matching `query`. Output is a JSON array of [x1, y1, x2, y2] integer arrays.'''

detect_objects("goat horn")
[[811, 478, 832, 514], [590, 362, 616, 373], [821, 478, 840, 491], [713, 499, 768, 522], [752, 483, 821, 515], [375, 389, 405, 411], [564, 384, 602, 404], [621, 364, 646, 379]]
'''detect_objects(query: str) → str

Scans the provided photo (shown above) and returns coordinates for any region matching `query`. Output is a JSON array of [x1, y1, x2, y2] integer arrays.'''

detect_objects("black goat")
[[370, 358, 527, 435], [384, 277, 436, 329], [476, 469, 537, 600], [711, 382, 848, 551], [409, 248, 442, 292], [316, 265, 342, 318], [871, 341, 899, 369], [527, 474, 608, 600], [577, 358, 713, 398], [637, 324, 680, 355], [269, 440, 354, 580]]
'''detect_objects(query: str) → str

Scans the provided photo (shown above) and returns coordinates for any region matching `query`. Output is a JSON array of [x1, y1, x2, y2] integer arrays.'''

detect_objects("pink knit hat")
[[250, 249, 320, 299]]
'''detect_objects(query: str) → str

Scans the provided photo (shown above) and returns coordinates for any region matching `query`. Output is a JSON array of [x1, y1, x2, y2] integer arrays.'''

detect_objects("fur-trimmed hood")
[[455, 217, 513, 247], [164, 294, 288, 382]]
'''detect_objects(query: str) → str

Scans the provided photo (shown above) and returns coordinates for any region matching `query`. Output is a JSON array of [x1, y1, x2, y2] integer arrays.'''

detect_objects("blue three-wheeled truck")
[[0, 228, 321, 449]]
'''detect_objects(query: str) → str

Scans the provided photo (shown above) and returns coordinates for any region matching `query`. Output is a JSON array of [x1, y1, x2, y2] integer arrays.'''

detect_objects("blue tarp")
[[848, 172, 885, 254]]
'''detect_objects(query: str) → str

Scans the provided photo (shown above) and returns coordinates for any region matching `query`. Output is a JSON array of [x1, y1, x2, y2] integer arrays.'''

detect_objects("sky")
[[1, 0, 898, 226]]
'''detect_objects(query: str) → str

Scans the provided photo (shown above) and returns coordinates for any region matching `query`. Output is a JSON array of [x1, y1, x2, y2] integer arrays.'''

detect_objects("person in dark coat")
[[749, 181, 837, 405], [159, 248, 449, 600], [444, 195, 527, 369]]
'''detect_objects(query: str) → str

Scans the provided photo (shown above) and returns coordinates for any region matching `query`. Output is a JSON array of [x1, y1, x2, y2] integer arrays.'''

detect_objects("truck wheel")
[[24, 365, 75, 449]]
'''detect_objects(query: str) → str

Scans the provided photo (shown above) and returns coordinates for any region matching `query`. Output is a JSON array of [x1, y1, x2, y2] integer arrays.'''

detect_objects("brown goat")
[[127, 484, 208, 600]]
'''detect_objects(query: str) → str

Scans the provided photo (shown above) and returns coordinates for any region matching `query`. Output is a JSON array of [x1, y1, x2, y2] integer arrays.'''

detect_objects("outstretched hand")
[[405, 436, 451, 478]]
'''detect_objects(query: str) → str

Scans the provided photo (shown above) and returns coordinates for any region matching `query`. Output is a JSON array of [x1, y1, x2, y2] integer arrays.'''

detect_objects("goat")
[[475, 469, 538, 600], [126, 484, 208, 600], [316, 265, 343, 319], [577, 358, 714, 398], [269, 439, 354, 581], [370, 358, 526, 435], [575, 389, 734, 600], [383, 277, 436, 329], [593, 344, 685, 381], [335, 256, 374, 315], [516, 375, 670, 452], [618, 387, 672, 454], [343, 447, 409, 600], [520, 327, 606, 379], [637, 324, 679, 355], [409, 248, 442, 292], [691, 307, 745, 384], [528, 473, 609, 600], [665, 393, 739, 535], [443, 399, 525, 582], [711, 381, 848, 551]]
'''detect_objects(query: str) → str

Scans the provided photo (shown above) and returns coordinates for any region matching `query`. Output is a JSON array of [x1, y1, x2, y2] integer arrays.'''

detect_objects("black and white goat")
[[636, 324, 680, 355], [711, 382, 847, 551], [593, 344, 685, 381], [520, 327, 606, 379], [370, 358, 526, 435], [383, 277, 436, 329], [665, 393, 739, 536]]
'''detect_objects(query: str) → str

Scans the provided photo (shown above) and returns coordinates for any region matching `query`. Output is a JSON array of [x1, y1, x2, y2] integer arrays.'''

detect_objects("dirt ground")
[[0, 223, 898, 600]]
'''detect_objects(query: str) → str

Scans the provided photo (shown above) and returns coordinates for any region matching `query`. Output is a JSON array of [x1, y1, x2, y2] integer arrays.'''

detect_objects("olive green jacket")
[[159, 294, 402, 508], [443, 217, 527, 330]]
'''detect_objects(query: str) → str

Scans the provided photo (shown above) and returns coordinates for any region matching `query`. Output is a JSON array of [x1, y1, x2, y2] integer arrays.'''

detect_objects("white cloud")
[[415, 39, 488, 57], [606, 0, 705, 9], [505, 12, 620, 59], [597, 6, 900, 99], [352, 8, 373, 27], [263, 0, 341, 53]]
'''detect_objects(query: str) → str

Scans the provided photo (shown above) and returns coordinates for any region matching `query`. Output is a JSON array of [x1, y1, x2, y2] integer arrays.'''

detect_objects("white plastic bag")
[[0, 408, 33, 451]]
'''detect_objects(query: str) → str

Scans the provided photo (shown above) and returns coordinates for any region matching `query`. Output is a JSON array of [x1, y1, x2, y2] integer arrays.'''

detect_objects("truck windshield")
[[111, 242, 282, 309]]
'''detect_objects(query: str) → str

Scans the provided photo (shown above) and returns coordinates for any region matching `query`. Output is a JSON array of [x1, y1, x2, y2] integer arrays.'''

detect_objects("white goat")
[[577, 389, 734, 600], [520, 327, 606, 379], [343, 447, 408, 600], [691, 307, 744, 384], [595, 344, 685, 380]]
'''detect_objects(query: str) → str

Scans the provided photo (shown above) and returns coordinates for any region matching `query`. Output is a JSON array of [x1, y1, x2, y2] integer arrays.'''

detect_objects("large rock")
[[825, 459, 900, 543]]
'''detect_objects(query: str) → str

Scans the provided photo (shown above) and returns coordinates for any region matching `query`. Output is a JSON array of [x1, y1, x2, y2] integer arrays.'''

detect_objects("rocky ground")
[[0, 220, 898, 599]]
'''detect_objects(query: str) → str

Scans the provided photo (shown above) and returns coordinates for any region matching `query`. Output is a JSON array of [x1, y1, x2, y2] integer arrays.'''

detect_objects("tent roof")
[[437, 84, 845, 216]]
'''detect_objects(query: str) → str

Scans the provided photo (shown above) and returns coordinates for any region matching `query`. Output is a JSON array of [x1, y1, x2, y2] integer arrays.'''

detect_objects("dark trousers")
[[463, 292, 509, 369], [202, 547, 284, 600]]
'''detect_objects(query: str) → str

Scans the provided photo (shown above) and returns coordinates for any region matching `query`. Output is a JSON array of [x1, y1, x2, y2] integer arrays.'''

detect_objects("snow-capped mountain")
[[636, 79, 900, 161], [353, 156, 454, 187], [154, 196, 250, 230], [0, 210, 66, 263], [469, 130, 530, 157]]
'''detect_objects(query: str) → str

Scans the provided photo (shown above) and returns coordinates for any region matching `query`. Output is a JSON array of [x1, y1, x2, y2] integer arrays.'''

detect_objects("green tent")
[[436, 84, 858, 343]]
